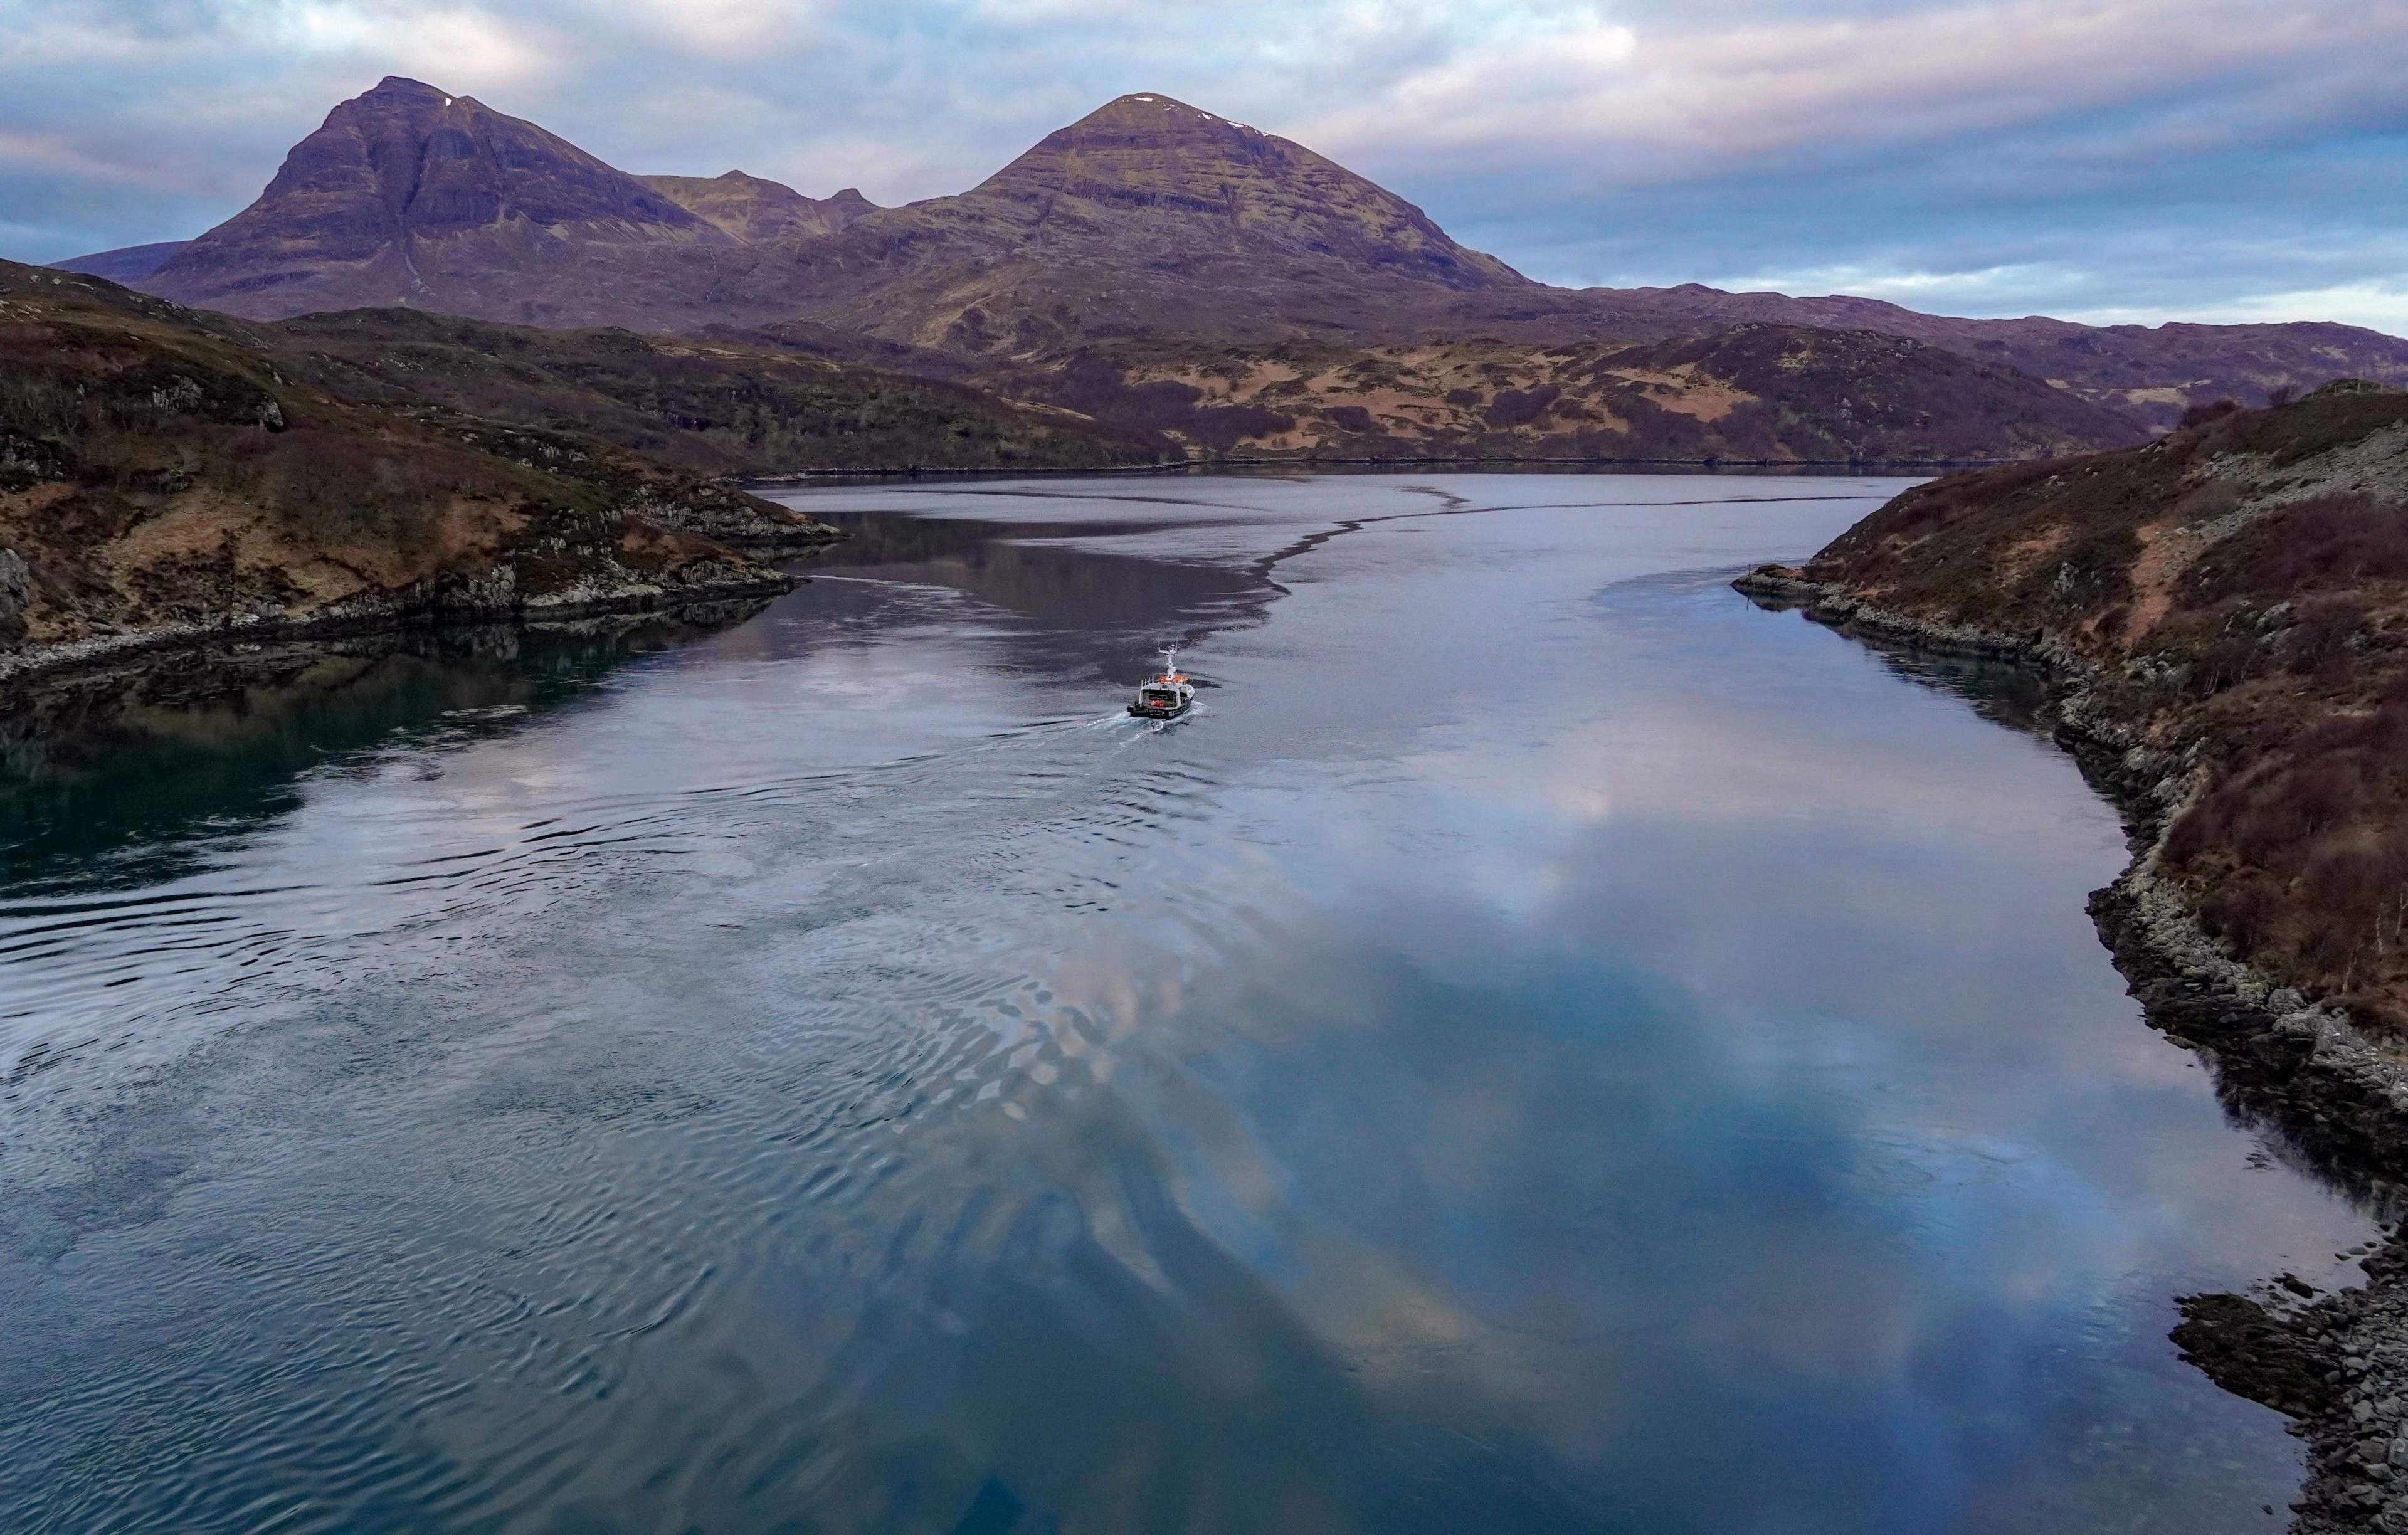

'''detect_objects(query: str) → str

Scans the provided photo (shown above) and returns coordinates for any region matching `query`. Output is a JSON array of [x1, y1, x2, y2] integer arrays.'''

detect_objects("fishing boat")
[[1127, 648, 1195, 719]]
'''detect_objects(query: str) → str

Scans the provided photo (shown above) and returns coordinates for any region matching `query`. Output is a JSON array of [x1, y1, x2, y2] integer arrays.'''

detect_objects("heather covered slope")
[[0, 261, 826, 678], [1754, 381, 2408, 1029], [198, 293, 2134, 470], [1097, 324, 2138, 462], [268, 309, 1167, 472]]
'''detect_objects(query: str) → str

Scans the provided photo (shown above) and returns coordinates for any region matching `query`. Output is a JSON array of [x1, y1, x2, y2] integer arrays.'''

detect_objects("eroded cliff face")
[[0, 260, 830, 683]]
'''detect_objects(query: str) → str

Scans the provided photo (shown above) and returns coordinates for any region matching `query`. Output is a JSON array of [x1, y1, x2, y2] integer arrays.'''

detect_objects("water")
[[0, 473, 2372, 1532]]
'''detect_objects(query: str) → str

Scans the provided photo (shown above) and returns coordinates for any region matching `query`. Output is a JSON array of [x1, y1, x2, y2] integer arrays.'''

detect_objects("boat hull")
[[1127, 700, 1190, 719]]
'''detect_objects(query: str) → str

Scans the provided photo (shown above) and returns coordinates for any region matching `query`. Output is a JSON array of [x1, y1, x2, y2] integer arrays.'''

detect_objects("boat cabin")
[[1127, 648, 1196, 719]]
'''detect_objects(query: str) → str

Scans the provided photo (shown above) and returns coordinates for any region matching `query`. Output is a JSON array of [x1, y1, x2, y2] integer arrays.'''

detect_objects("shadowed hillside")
[[269, 309, 1168, 473], [0, 260, 828, 681]]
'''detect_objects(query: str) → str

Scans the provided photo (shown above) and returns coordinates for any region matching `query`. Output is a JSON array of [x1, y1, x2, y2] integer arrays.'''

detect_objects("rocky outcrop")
[[0, 547, 29, 638], [2222, 1252, 2408, 1534]]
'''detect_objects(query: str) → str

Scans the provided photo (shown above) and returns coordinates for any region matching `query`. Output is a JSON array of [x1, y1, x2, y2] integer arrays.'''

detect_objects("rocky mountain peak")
[[1065, 92, 1257, 135], [956, 91, 1526, 293], [143, 76, 724, 318]]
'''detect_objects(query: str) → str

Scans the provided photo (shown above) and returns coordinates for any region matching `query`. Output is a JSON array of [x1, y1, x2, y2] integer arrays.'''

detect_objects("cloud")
[[2, 0, 2404, 334], [2100, 280, 2408, 335], [0, 127, 188, 190], [1297, 0, 2407, 195]]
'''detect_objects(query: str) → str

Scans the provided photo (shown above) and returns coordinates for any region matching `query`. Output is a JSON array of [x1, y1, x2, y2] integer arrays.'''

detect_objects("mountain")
[[140, 83, 1531, 347], [102, 77, 2408, 458], [51, 241, 191, 282], [0, 258, 830, 683], [638, 172, 876, 242], [144, 76, 734, 326], [769, 91, 1533, 354]]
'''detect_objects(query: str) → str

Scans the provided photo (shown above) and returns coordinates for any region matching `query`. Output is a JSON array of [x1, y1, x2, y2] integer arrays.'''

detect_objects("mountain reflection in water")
[[0, 608, 771, 896], [0, 474, 2376, 1534]]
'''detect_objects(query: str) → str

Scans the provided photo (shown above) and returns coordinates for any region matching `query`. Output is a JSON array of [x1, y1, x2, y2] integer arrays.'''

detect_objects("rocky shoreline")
[[0, 559, 800, 697], [1736, 562, 2408, 1533]]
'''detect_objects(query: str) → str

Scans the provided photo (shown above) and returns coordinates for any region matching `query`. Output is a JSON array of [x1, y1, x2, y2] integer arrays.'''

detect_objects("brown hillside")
[[780, 92, 1531, 355], [1593, 285, 2408, 432], [1761, 380, 2408, 1029], [1092, 325, 2136, 462], [269, 308, 1166, 473], [0, 260, 825, 680]]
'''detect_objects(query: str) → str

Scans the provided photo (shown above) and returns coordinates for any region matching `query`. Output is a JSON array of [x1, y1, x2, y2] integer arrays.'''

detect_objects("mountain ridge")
[[51, 240, 191, 282], [73, 76, 2408, 451], [637, 172, 878, 243]]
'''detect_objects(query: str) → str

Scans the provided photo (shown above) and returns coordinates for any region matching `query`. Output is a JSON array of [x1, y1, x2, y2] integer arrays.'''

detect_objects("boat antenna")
[[1161, 645, 1180, 679]]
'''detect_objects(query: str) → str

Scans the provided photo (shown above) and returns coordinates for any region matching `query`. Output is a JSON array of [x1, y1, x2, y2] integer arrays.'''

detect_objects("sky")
[[4, 0, 2405, 334]]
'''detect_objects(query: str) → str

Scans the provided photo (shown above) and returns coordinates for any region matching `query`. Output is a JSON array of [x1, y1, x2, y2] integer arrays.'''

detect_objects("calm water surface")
[[0, 474, 2373, 1532]]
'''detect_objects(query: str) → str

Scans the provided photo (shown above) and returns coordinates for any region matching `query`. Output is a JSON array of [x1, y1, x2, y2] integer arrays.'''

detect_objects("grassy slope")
[[1778, 380, 2408, 1028]]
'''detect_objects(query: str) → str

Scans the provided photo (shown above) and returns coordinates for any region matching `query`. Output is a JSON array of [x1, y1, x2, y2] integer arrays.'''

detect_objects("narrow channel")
[[0, 473, 2368, 1532]]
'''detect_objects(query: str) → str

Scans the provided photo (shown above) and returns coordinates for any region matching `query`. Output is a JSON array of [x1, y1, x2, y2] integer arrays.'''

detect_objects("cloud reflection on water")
[[0, 473, 2373, 1534]]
